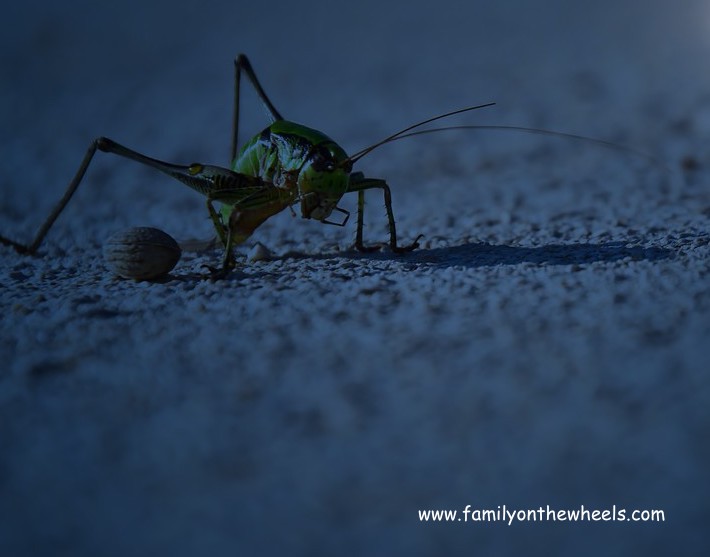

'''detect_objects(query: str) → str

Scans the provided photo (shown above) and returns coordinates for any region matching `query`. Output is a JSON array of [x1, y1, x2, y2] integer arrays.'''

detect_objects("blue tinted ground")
[[1, 1, 708, 555]]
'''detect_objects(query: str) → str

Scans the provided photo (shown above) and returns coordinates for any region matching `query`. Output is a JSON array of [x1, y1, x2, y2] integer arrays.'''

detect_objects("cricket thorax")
[[232, 121, 351, 221]]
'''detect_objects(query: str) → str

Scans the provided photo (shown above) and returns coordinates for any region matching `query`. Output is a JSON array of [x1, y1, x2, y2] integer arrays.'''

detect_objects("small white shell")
[[247, 242, 273, 262], [103, 227, 181, 280]]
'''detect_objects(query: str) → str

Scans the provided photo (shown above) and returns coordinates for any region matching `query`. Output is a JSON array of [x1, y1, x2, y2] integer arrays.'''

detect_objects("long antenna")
[[342, 102, 496, 166], [388, 125, 660, 164]]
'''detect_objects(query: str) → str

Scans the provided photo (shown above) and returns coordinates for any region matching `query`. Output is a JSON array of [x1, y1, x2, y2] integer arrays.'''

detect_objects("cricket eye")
[[188, 164, 203, 176], [310, 148, 336, 172]]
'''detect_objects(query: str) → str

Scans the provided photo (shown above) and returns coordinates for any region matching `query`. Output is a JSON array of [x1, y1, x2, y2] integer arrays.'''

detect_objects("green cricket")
[[0, 54, 496, 278], [0, 54, 649, 279]]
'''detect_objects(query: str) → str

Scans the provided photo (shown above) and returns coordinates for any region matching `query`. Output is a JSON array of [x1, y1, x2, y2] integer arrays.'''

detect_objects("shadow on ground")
[[282, 241, 674, 269], [163, 241, 673, 283], [402, 241, 673, 268]]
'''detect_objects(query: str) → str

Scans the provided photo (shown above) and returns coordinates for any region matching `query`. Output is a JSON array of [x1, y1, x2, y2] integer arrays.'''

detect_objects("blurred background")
[[3, 0, 710, 159], [1, 1, 709, 556], [2, 0, 709, 239]]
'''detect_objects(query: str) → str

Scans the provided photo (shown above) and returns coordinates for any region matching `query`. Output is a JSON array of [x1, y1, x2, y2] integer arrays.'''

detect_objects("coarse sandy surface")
[[1, 1, 708, 555]]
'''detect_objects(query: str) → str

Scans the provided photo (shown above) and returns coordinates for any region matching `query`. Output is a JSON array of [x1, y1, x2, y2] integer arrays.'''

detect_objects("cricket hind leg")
[[0, 138, 104, 255], [230, 54, 285, 163], [0, 136, 229, 257]]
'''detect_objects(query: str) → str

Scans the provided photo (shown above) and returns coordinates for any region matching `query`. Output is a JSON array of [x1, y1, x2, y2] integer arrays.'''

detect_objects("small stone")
[[103, 227, 181, 280], [247, 242, 273, 262]]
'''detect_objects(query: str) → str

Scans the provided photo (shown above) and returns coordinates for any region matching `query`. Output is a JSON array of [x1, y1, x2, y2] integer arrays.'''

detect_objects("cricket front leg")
[[347, 172, 422, 253]]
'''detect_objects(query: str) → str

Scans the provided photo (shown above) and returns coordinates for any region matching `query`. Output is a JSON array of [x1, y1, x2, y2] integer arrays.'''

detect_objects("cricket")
[[0, 54, 647, 279]]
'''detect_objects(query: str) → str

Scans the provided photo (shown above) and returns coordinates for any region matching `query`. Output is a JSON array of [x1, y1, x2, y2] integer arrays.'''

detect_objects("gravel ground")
[[1, 1, 709, 555]]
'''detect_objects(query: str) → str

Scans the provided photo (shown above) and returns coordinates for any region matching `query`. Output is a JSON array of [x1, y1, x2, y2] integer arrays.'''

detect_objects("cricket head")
[[297, 142, 352, 224]]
